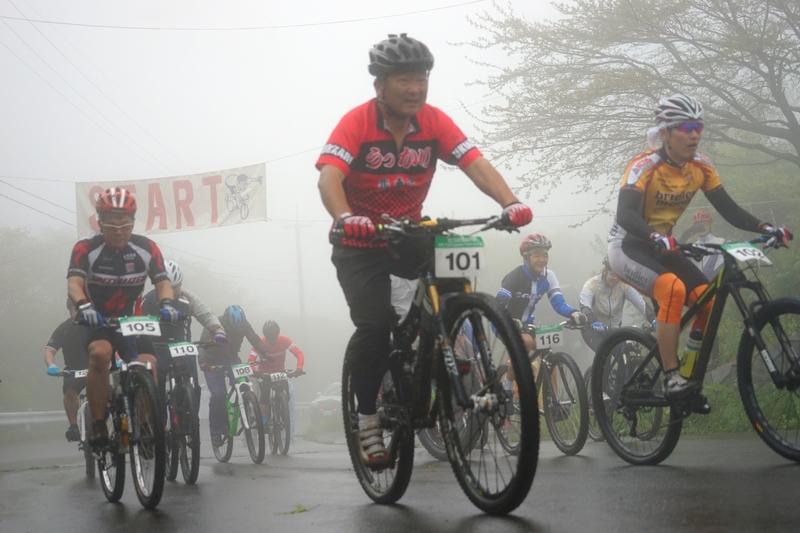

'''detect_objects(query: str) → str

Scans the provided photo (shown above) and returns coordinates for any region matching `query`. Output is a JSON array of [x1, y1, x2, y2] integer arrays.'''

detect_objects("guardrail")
[[0, 411, 66, 425], [1, 403, 314, 426]]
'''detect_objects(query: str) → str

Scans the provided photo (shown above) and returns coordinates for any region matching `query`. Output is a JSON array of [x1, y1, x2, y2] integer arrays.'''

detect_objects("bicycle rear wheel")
[[342, 359, 414, 505], [129, 370, 166, 509], [541, 352, 589, 455], [79, 402, 95, 479], [592, 328, 681, 465], [175, 382, 201, 484], [584, 367, 605, 442], [212, 433, 233, 463], [242, 391, 265, 464], [737, 298, 800, 462], [439, 293, 538, 515], [273, 391, 291, 455], [98, 412, 125, 502]]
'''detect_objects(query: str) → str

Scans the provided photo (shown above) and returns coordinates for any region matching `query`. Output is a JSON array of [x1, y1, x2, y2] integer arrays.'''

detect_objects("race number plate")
[[118, 316, 161, 337], [269, 372, 288, 383], [721, 242, 772, 267], [231, 364, 253, 379], [168, 342, 199, 358], [73, 370, 88, 378], [434, 235, 486, 278], [534, 324, 564, 350]]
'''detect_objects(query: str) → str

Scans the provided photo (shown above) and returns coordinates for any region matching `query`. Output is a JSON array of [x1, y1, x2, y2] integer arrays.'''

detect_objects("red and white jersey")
[[248, 335, 304, 373], [316, 99, 482, 247], [67, 233, 169, 318]]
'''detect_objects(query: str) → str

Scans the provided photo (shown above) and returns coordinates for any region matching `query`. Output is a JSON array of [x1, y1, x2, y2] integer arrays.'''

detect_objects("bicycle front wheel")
[[584, 366, 605, 442], [242, 391, 265, 464], [175, 382, 201, 484], [98, 412, 125, 502], [592, 328, 681, 465], [439, 293, 538, 515], [541, 352, 589, 455], [273, 391, 291, 455], [129, 370, 166, 509], [342, 359, 414, 505], [79, 402, 95, 479], [164, 398, 179, 482], [738, 298, 800, 462]]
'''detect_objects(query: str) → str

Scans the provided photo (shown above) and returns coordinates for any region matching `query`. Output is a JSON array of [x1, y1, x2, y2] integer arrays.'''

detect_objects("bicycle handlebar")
[[374, 214, 512, 241]]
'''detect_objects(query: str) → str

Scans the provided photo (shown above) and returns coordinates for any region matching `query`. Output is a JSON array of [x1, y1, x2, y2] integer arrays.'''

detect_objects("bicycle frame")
[[223, 369, 256, 435], [391, 271, 479, 428], [619, 240, 792, 407]]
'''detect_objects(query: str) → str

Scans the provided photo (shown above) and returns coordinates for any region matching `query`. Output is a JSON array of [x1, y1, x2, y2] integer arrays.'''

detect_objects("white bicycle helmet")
[[164, 260, 183, 287], [654, 94, 704, 124]]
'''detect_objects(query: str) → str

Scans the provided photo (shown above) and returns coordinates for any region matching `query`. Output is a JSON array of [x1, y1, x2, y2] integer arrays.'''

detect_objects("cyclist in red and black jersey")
[[317, 34, 532, 469], [67, 187, 183, 449]]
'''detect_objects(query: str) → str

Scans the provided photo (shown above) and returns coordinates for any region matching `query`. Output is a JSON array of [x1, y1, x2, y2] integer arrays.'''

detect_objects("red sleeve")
[[141, 237, 169, 285], [288, 341, 304, 370], [67, 238, 93, 279], [315, 103, 366, 174], [429, 105, 482, 169]]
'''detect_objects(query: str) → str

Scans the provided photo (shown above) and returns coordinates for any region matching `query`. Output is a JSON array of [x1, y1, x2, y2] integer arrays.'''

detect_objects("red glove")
[[760, 224, 793, 246], [502, 202, 533, 228], [651, 232, 678, 252], [339, 215, 376, 240]]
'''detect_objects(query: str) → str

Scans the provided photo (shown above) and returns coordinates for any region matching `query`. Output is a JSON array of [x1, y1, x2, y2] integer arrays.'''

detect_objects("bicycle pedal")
[[689, 394, 712, 415]]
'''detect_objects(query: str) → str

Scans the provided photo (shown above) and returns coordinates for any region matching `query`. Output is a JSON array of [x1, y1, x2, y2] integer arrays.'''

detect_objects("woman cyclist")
[[607, 93, 791, 399]]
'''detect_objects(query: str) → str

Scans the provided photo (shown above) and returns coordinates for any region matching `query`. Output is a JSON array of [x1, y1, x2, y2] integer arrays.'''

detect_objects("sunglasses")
[[671, 122, 704, 133], [102, 222, 134, 231]]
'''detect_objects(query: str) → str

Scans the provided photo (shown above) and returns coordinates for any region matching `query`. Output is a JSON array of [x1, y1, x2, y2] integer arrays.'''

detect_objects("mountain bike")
[[157, 341, 213, 484], [592, 236, 800, 465], [496, 321, 589, 456], [340, 215, 538, 516], [91, 316, 166, 509], [253, 368, 301, 455], [206, 362, 265, 464], [51, 369, 94, 478]]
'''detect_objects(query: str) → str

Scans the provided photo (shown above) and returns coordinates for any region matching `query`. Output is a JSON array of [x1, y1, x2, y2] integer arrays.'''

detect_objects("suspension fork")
[[733, 283, 798, 387], [234, 379, 252, 430]]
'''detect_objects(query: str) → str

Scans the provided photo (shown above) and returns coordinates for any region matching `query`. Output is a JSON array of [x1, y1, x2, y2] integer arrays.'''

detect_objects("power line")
[[8, 0, 196, 174], [0, 179, 75, 213], [0, 18, 178, 176], [0, 192, 76, 226], [159, 243, 295, 274], [0, 34, 170, 176], [0, 1, 486, 31], [0, 238, 75, 266]]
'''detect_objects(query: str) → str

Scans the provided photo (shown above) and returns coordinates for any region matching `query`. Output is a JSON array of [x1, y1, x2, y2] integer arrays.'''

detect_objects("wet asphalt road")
[[1, 422, 798, 533]]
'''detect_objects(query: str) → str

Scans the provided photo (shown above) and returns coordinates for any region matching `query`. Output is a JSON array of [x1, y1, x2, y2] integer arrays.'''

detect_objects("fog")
[[0, 1, 625, 411]]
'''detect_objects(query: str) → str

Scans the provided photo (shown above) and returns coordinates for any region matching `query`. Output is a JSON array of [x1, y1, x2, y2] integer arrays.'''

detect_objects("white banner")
[[75, 163, 266, 236]]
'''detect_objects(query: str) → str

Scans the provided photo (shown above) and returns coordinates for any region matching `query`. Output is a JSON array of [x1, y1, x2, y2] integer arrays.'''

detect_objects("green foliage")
[[681, 383, 752, 434], [463, 0, 800, 200]]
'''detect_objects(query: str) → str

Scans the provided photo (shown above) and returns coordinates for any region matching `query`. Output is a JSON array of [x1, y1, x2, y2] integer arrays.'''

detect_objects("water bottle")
[[679, 329, 703, 379]]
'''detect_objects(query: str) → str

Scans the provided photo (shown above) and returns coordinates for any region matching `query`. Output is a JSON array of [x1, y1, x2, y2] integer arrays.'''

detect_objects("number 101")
[[445, 251, 480, 271]]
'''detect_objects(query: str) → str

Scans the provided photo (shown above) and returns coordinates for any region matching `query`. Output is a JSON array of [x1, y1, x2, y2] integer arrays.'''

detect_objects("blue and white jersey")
[[496, 264, 576, 325]]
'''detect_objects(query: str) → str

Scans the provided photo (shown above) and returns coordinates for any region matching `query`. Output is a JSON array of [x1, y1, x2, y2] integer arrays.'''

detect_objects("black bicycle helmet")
[[262, 320, 280, 340], [368, 33, 434, 78]]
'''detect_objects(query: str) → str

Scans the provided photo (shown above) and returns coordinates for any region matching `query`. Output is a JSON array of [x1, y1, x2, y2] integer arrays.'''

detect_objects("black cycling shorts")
[[86, 326, 155, 362]]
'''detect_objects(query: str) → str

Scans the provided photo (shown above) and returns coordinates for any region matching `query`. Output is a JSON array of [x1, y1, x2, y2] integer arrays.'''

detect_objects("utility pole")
[[282, 207, 311, 345]]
